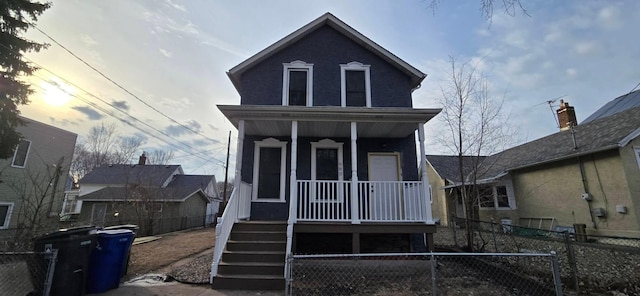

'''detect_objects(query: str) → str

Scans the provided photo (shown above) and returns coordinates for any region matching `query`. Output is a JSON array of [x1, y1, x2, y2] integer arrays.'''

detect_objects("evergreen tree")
[[0, 1, 50, 159]]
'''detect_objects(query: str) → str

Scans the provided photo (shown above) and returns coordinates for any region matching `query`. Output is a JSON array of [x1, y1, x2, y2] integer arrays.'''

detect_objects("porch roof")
[[217, 105, 441, 138]]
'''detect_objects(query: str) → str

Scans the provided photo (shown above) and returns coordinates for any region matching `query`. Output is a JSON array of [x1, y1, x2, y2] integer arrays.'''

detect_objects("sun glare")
[[41, 77, 75, 106]]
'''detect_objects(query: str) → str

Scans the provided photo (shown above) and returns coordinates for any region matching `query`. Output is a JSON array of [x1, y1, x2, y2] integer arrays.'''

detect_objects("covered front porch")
[[218, 105, 440, 222], [212, 106, 440, 283]]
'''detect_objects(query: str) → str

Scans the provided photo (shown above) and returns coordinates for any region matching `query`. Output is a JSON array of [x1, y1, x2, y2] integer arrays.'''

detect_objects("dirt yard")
[[126, 226, 215, 281]]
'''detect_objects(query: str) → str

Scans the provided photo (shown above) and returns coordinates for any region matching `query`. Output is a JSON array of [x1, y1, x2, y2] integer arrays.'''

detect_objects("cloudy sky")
[[19, 0, 640, 179]]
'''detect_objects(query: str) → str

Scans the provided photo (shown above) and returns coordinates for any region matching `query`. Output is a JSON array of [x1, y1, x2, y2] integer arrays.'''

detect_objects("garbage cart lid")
[[103, 224, 139, 231], [96, 229, 134, 235], [36, 226, 97, 240]]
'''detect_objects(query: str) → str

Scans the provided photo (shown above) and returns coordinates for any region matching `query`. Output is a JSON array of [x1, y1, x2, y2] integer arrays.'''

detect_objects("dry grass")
[[126, 227, 215, 279]]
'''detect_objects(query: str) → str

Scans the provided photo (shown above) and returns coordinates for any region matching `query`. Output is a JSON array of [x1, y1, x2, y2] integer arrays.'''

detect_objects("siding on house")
[[620, 136, 640, 229], [242, 134, 421, 220], [239, 26, 413, 107], [0, 118, 76, 230], [511, 149, 639, 237]]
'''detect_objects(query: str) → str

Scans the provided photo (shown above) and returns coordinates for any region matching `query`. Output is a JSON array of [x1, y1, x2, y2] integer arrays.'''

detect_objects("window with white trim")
[[282, 61, 313, 106], [253, 138, 287, 202], [479, 184, 513, 210], [0, 202, 14, 229], [11, 140, 31, 168], [340, 62, 371, 107], [61, 194, 81, 215]]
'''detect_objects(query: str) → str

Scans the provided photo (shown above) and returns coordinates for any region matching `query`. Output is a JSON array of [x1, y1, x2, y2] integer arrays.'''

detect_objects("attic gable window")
[[11, 140, 31, 168], [282, 61, 313, 106], [340, 62, 371, 107]]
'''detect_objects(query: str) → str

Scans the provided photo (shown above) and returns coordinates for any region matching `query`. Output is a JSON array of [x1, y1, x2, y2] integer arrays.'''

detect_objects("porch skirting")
[[293, 222, 436, 254]]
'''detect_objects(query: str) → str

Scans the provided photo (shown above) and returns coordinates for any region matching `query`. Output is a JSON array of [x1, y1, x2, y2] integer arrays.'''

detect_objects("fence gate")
[[0, 250, 58, 296]]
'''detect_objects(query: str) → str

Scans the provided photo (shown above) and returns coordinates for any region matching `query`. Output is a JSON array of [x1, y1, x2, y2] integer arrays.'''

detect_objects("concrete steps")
[[212, 221, 287, 290]]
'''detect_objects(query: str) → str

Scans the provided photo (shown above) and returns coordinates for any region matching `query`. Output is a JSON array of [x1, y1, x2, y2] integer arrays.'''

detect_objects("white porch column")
[[288, 121, 298, 224], [350, 122, 360, 224], [286, 121, 298, 277], [418, 123, 434, 224], [234, 120, 245, 222]]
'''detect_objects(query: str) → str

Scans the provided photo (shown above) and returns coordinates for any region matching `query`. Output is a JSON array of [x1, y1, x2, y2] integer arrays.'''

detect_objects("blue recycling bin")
[[86, 229, 135, 294]]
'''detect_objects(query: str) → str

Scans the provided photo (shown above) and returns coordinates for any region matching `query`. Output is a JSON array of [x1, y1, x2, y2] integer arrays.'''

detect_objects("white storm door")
[[368, 154, 401, 220]]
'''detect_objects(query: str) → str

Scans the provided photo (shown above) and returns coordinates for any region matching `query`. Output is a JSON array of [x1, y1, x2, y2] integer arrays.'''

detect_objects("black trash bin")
[[33, 226, 97, 296], [102, 224, 139, 276]]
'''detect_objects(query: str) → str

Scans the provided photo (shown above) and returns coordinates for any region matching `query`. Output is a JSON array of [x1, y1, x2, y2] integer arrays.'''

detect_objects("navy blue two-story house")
[[211, 13, 441, 290]]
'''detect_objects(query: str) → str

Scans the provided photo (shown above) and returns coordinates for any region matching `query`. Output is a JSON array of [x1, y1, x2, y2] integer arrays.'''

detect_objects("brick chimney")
[[138, 152, 147, 165], [557, 100, 577, 131]]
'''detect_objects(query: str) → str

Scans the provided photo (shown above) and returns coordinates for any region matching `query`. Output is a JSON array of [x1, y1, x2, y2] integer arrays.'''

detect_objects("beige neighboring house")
[[428, 90, 640, 238], [0, 117, 77, 232]]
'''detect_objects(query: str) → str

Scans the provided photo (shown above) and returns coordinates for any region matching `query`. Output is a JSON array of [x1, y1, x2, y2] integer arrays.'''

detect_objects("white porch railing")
[[296, 180, 427, 222], [210, 181, 252, 283]]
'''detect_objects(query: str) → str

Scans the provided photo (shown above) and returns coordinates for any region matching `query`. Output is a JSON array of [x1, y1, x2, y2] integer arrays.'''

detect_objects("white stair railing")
[[210, 181, 251, 283]]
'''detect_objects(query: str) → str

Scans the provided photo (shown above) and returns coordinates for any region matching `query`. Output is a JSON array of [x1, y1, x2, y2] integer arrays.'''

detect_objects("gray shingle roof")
[[168, 175, 214, 191], [582, 90, 640, 124], [77, 186, 205, 202], [426, 155, 485, 183], [427, 106, 640, 183], [79, 164, 182, 186], [481, 105, 640, 178]]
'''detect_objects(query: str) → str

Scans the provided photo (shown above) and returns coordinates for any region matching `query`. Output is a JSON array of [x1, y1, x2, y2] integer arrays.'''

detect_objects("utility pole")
[[222, 131, 231, 204]]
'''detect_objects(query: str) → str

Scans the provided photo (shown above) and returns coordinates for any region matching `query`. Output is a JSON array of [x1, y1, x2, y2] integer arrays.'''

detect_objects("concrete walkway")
[[88, 274, 283, 296], [92, 283, 283, 296]]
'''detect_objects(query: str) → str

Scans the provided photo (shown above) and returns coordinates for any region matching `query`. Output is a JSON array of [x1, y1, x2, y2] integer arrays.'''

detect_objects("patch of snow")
[[123, 273, 173, 287]]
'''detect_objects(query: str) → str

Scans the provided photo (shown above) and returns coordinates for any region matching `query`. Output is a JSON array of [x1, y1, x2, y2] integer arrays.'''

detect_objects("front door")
[[368, 153, 401, 220], [91, 204, 107, 227]]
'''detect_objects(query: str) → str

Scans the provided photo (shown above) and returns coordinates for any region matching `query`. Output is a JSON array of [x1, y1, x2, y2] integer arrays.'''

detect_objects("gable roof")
[[582, 89, 640, 124], [481, 105, 640, 179], [168, 175, 221, 200], [227, 12, 426, 93], [426, 155, 485, 183], [77, 186, 208, 203], [168, 175, 214, 190], [79, 164, 183, 187]]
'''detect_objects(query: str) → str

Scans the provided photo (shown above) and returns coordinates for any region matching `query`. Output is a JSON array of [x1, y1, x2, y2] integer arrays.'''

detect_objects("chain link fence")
[[435, 219, 640, 295], [0, 250, 57, 296], [286, 252, 562, 296]]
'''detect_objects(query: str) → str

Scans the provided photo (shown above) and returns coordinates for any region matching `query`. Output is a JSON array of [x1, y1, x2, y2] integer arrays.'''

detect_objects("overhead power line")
[[30, 72, 225, 167], [34, 26, 221, 145], [0, 42, 226, 167]]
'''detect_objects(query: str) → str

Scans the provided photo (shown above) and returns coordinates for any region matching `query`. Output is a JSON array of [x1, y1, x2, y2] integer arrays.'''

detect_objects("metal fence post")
[[43, 249, 58, 296], [285, 254, 292, 296], [491, 220, 498, 251], [430, 252, 437, 296], [563, 232, 579, 293], [550, 251, 564, 296]]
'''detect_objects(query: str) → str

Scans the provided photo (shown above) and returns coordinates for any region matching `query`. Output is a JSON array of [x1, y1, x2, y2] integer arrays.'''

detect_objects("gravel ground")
[[167, 252, 214, 284], [127, 227, 215, 282]]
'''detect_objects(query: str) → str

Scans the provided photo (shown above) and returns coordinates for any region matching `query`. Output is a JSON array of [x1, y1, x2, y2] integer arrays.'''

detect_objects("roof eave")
[[618, 127, 640, 147]]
